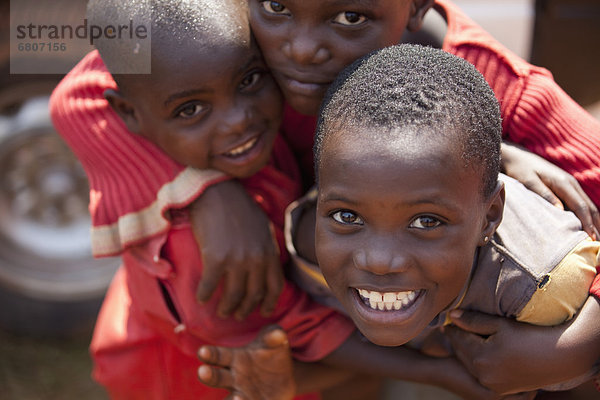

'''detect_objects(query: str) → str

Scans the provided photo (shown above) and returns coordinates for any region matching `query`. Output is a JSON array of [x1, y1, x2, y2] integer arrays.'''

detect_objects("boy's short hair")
[[315, 44, 502, 197], [87, 0, 249, 77]]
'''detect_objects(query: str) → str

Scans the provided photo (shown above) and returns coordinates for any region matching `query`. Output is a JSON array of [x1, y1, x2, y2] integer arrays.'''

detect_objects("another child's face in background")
[[315, 128, 489, 347], [248, 0, 416, 115], [128, 40, 282, 178]]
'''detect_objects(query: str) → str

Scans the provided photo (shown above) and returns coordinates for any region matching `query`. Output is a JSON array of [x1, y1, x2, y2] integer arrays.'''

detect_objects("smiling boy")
[[311, 43, 599, 390]]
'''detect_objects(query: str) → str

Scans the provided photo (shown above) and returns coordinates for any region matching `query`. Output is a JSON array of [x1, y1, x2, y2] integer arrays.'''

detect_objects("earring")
[[483, 236, 489, 244]]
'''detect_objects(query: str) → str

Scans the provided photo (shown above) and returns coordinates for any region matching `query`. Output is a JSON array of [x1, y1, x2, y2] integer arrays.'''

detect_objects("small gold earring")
[[483, 236, 489, 244]]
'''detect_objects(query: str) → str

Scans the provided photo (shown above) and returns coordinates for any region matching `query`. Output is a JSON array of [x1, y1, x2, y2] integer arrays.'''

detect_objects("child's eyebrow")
[[164, 89, 209, 107], [163, 54, 260, 107], [328, 0, 377, 7], [319, 191, 359, 206]]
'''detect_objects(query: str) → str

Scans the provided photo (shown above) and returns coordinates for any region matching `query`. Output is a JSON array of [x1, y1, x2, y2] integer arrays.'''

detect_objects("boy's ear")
[[407, 0, 436, 32], [479, 180, 505, 246], [104, 89, 142, 133]]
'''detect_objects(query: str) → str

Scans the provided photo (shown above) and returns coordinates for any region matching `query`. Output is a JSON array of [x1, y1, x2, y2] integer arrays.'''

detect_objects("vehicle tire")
[[0, 86, 119, 338]]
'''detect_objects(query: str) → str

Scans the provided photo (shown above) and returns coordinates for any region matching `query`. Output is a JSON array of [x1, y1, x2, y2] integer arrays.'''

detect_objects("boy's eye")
[[240, 71, 262, 90], [176, 103, 206, 119], [260, 1, 290, 15], [409, 215, 442, 230], [331, 210, 363, 225], [333, 11, 367, 26]]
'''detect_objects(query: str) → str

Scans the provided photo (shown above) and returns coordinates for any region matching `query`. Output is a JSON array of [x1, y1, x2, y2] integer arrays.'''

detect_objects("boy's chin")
[[360, 329, 408, 348]]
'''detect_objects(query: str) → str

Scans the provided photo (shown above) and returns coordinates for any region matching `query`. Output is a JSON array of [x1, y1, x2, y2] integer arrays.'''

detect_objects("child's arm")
[[198, 328, 536, 400], [320, 332, 539, 400], [190, 180, 283, 320], [445, 295, 600, 395], [501, 142, 600, 240]]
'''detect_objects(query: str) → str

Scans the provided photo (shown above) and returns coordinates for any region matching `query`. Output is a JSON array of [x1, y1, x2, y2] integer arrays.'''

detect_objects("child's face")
[[315, 127, 491, 347], [248, 0, 428, 115], [124, 40, 282, 178]]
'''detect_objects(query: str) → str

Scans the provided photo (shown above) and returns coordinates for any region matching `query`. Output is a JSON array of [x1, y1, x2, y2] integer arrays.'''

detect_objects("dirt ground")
[[0, 327, 107, 400]]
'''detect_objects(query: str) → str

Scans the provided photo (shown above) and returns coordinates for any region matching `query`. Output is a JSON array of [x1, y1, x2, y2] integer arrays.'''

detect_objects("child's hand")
[[501, 142, 600, 240], [191, 180, 284, 320], [430, 357, 535, 400], [197, 326, 296, 400], [445, 297, 600, 394]]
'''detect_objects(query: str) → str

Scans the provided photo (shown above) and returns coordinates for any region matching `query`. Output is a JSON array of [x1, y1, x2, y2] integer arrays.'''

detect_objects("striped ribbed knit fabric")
[[440, 0, 600, 205], [50, 51, 227, 256]]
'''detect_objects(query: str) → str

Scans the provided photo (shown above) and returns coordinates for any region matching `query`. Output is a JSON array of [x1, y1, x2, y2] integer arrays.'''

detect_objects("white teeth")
[[225, 137, 257, 156], [369, 298, 377, 309], [383, 292, 396, 302], [357, 288, 419, 311], [369, 291, 382, 303]]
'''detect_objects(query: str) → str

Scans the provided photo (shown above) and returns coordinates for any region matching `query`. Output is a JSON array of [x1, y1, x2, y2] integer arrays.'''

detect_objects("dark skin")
[[198, 327, 537, 400], [169, 0, 599, 322], [446, 296, 600, 395]]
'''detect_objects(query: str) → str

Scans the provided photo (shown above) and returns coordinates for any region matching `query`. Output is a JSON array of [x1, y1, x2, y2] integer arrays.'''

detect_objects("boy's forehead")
[[306, 0, 400, 7], [321, 124, 463, 172]]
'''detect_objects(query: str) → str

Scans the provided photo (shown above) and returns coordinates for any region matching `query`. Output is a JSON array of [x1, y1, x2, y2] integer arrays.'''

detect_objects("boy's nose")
[[219, 104, 252, 136], [282, 30, 329, 65], [353, 240, 411, 275]]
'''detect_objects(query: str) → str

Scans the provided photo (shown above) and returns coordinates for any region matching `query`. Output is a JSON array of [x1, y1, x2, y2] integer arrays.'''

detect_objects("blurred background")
[[0, 0, 599, 399]]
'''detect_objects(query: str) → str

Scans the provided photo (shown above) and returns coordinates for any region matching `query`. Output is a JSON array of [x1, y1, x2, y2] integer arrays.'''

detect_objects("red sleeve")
[[590, 266, 600, 299], [505, 71, 600, 207], [440, 0, 600, 207], [50, 50, 228, 257]]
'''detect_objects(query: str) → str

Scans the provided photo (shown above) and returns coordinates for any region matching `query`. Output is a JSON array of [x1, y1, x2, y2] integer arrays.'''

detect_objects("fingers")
[[198, 345, 234, 367], [448, 309, 501, 336], [196, 263, 224, 303], [217, 272, 247, 318], [444, 325, 487, 380], [564, 186, 600, 241], [260, 326, 288, 349], [234, 268, 265, 321], [524, 177, 563, 209], [260, 257, 284, 317], [198, 364, 234, 389], [542, 174, 600, 240]]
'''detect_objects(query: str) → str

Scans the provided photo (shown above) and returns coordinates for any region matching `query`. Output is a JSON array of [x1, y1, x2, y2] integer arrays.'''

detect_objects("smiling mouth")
[[282, 75, 331, 96], [223, 136, 258, 158], [356, 288, 421, 311]]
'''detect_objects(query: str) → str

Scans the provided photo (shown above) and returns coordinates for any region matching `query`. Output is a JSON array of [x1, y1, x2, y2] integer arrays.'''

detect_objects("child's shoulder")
[[462, 174, 594, 322]]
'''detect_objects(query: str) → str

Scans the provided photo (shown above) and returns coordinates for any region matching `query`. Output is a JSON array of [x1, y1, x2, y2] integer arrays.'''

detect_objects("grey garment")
[[458, 174, 588, 318]]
